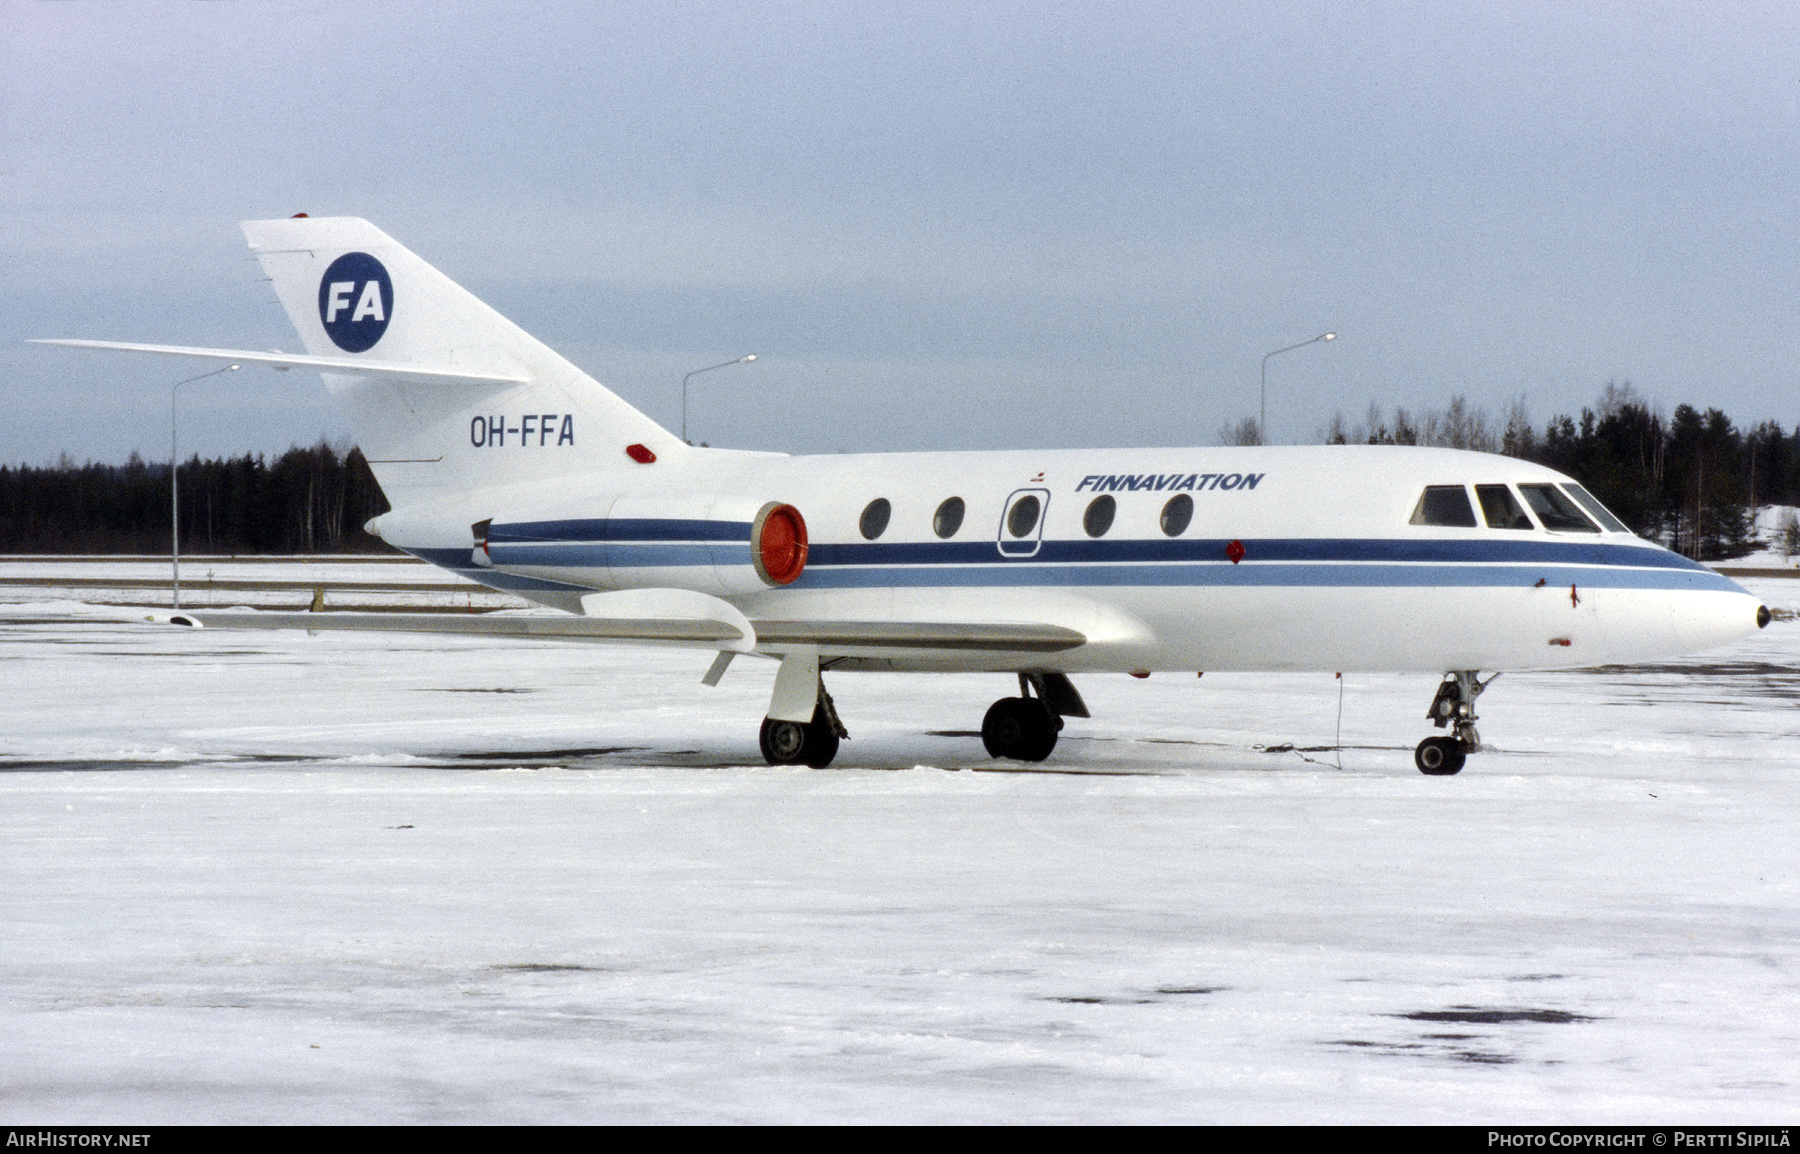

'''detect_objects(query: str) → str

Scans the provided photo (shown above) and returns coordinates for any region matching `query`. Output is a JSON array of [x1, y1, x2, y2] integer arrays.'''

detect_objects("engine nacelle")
[[482, 496, 808, 596]]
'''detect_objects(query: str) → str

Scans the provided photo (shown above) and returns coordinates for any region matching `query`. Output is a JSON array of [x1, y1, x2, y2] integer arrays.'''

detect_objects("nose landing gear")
[[1415, 671, 1495, 775]]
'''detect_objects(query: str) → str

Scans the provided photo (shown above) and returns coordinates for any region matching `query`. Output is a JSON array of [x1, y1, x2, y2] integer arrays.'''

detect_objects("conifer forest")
[[4, 386, 1798, 560]]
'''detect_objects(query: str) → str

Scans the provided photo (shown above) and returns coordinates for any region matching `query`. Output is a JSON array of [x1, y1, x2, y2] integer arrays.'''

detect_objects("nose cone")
[[1674, 581, 1768, 653]]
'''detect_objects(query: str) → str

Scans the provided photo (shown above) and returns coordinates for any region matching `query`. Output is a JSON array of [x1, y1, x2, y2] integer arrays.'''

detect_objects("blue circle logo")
[[318, 252, 393, 353]]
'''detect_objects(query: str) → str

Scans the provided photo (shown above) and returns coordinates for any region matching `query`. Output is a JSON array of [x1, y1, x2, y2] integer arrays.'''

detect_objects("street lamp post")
[[171, 363, 239, 608], [1260, 332, 1336, 445], [682, 354, 756, 444]]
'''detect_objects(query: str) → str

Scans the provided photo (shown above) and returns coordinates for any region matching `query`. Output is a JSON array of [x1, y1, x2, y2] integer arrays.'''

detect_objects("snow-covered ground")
[[2, 565, 1796, 1124], [1731, 506, 1800, 570]]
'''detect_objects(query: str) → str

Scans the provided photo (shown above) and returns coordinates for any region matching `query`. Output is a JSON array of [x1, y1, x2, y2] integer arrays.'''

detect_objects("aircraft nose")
[[1670, 586, 1768, 654]]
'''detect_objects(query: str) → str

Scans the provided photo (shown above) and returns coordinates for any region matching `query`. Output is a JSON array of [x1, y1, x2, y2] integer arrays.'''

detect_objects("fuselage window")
[[1559, 483, 1630, 533], [1007, 494, 1042, 538], [933, 496, 965, 539], [1518, 484, 1600, 533], [1083, 494, 1116, 537], [859, 497, 892, 540], [1409, 485, 1478, 527], [1475, 484, 1534, 530], [1160, 493, 1193, 537]]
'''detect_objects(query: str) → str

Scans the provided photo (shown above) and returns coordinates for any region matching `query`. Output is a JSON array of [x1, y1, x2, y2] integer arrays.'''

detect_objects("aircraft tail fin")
[[240, 216, 689, 509]]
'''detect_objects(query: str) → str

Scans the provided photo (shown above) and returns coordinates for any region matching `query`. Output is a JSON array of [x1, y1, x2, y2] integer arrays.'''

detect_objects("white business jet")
[[39, 217, 1769, 774]]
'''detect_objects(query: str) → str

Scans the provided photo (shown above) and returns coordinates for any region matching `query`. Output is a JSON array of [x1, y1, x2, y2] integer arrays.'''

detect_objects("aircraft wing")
[[169, 610, 748, 644], [167, 610, 1088, 654]]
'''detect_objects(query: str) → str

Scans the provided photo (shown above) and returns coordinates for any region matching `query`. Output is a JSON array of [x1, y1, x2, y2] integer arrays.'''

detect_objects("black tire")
[[1415, 736, 1466, 776], [802, 720, 840, 768], [981, 697, 1025, 759], [981, 697, 1059, 762], [760, 708, 841, 768], [760, 716, 807, 765]]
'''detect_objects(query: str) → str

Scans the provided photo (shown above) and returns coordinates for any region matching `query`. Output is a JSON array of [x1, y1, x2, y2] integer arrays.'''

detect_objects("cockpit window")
[[1559, 483, 1631, 533], [1409, 485, 1477, 527], [1475, 484, 1534, 530], [1518, 484, 1600, 533]]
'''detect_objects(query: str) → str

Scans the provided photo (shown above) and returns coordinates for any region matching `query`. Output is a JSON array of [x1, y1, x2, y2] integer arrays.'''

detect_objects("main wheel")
[[981, 697, 1059, 762], [1414, 736, 1466, 775], [802, 721, 840, 769], [760, 717, 808, 764], [759, 708, 841, 768]]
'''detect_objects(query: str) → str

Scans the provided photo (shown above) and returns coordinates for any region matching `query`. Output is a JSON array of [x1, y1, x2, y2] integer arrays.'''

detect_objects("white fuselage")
[[42, 217, 1770, 768], [372, 444, 1763, 675]]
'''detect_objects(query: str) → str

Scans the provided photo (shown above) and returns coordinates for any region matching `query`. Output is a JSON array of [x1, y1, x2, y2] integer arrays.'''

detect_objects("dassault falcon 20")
[[38, 217, 1769, 774]]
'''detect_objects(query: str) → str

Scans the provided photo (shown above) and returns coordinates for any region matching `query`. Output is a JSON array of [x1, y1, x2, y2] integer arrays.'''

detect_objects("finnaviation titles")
[[1074, 473, 1265, 493]]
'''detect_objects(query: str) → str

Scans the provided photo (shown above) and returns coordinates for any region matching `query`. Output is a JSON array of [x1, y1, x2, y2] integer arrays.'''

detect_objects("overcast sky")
[[5, 0, 1798, 465]]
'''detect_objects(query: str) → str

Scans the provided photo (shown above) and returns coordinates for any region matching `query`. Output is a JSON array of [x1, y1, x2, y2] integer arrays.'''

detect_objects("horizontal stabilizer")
[[33, 340, 528, 386]]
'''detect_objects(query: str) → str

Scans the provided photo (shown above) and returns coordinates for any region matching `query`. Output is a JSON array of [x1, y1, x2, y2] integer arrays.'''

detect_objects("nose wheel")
[[1415, 671, 1494, 776], [1414, 735, 1466, 775]]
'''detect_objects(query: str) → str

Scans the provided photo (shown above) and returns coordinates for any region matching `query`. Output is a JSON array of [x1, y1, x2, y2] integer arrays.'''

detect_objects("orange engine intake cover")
[[752, 503, 808, 586]]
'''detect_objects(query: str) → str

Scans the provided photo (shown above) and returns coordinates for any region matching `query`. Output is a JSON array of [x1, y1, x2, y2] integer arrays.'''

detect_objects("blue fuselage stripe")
[[488, 518, 1709, 570], [785, 562, 1736, 592], [409, 548, 597, 593], [805, 536, 1709, 569], [476, 527, 1735, 592]]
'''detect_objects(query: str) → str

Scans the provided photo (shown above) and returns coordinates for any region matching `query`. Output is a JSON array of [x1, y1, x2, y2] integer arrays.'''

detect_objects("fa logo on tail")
[[317, 252, 392, 352]]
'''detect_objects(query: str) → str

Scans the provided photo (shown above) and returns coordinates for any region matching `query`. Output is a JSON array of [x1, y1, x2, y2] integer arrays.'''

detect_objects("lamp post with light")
[[682, 354, 756, 444], [1260, 332, 1336, 445], [171, 363, 239, 608]]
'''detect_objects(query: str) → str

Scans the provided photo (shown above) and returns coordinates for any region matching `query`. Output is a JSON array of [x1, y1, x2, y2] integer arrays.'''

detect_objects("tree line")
[[1320, 384, 1798, 560], [6, 388, 1797, 559], [0, 441, 392, 554]]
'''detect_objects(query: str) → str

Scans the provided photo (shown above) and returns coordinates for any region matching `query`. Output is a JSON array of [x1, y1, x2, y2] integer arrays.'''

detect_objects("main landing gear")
[[759, 682, 847, 768], [1415, 670, 1495, 776], [982, 697, 1060, 762], [982, 673, 1088, 762], [757, 666, 1088, 768]]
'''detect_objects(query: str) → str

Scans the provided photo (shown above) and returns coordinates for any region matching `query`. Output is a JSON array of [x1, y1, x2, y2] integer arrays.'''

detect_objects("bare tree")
[[1218, 416, 1262, 446]]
